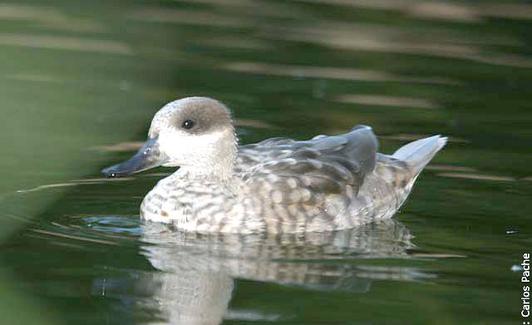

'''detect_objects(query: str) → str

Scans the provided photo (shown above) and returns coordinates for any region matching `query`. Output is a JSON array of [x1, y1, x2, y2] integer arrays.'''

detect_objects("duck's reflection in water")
[[126, 220, 420, 325]]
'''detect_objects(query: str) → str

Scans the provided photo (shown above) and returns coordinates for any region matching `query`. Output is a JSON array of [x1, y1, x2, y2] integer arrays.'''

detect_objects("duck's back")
[[236, 126, 380, 232], [235, 127, 446, 232], [237, 125, 377, 171]]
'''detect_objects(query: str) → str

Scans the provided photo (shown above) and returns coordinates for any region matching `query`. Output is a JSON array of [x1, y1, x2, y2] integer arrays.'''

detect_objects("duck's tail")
[[392, 135, 447, 175]]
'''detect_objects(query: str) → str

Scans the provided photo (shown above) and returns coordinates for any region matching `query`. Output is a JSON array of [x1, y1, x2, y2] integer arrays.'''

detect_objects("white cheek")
[[157, 130, 223, 165]]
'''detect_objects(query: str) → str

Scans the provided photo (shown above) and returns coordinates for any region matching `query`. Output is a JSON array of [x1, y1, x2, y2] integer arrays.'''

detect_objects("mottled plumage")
[[102, 97, 446, 233]]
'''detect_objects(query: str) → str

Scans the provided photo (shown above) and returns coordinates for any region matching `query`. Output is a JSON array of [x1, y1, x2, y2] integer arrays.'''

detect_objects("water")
[[0, 0, 531, 324]]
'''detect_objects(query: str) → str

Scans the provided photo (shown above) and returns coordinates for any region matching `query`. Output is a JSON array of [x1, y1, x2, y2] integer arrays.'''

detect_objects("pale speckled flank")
[[104, 97, 446, 233]]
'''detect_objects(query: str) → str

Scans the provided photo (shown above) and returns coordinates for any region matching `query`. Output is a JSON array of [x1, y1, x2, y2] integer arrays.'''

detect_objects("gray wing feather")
[[237, 125, 378, 204]]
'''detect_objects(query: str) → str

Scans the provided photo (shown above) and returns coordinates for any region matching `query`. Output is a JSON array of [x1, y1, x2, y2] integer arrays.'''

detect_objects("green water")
[[0, 0, 531, 324]]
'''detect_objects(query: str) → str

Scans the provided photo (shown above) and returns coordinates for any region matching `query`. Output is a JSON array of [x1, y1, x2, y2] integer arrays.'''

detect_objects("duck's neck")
[[176, 133, 238, 182], [179, 158, 235, 182]]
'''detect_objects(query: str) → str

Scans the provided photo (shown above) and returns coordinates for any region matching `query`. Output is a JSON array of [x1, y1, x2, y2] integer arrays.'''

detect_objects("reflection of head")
[[138, 270, 233, 325]]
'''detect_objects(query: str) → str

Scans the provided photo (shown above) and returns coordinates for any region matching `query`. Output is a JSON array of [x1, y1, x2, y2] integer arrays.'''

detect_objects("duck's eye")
[[182, 119, 195, 130]]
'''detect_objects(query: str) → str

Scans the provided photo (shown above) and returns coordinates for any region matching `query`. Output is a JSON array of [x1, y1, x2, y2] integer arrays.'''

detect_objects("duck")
[[102, 96, 446, 233]]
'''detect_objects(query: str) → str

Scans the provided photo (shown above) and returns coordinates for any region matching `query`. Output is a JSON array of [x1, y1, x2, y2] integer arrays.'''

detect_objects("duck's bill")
[[101, 138, 168, 178]]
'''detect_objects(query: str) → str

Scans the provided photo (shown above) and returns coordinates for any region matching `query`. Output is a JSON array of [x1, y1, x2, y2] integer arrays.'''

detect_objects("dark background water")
[[0, 0, 531, 324]]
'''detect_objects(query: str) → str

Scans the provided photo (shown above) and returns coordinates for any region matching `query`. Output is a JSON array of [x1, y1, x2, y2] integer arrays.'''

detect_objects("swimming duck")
[[102, 97, 446, 233]]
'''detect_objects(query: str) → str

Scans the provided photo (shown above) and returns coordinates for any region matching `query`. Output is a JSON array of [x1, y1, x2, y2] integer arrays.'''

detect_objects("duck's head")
[[102, 97, 237, 179]]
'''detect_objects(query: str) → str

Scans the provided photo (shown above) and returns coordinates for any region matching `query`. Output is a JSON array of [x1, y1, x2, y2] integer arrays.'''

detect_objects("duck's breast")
[[141, 176, 267, 233]]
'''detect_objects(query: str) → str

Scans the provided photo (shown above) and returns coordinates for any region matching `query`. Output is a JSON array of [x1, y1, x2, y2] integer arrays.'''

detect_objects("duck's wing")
[[238, 125, 378, 204], [236, 137, 298, 172]]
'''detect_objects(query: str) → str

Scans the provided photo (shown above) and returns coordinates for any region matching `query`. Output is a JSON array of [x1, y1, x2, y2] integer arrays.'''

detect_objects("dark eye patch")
[[182, 119, 195, 130]]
